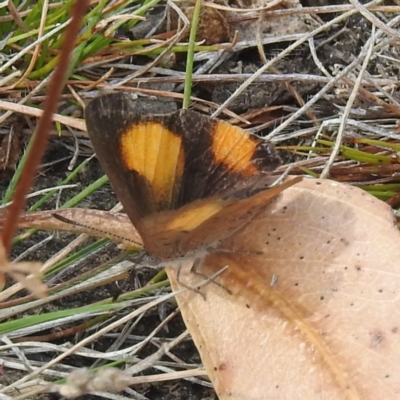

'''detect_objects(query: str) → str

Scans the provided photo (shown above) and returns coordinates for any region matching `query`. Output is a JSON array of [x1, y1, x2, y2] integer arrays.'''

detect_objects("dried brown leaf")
[[169, 178, 400, 399], [0, 208, 142, 249]]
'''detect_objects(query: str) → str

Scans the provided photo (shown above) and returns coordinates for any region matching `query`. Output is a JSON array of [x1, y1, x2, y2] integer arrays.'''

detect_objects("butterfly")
[[85, 92, 300, 264]]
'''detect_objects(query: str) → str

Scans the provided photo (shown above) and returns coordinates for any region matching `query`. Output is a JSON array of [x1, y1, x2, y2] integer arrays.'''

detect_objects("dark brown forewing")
[[85, 92, 178, 226]]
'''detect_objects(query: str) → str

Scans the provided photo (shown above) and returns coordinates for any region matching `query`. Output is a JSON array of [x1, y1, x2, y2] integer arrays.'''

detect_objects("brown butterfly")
[[85, 92, 300, 263]]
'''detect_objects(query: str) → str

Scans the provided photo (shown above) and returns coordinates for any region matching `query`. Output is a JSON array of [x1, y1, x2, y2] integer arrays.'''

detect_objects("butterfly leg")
[[190, 259, 232, 295], [176, 262, 207, 300]]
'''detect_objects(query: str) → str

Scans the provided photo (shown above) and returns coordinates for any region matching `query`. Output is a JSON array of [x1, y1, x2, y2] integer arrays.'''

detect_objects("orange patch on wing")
[[165, 198, 231, 232], [211, 121, 258, 176], [120, 122, 185, 207]]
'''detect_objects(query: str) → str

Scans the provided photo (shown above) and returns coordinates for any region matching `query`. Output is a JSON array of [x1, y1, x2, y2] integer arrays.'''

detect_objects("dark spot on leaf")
[[340, 237, 350, 245], [371, 331, 384, 347]]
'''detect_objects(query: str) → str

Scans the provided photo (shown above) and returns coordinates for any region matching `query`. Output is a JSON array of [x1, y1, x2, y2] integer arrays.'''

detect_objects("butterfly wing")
[[180, 177, 302, 254], [85, 93, 182, 226], [170, 111, 281, 204], [85, 92, 284, 256]]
